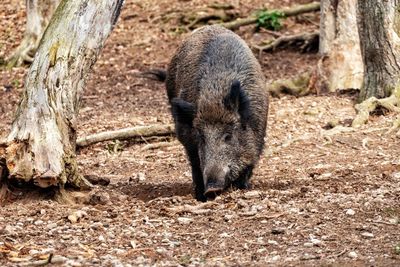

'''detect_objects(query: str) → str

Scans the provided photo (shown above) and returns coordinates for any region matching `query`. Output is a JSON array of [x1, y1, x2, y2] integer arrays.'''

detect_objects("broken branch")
[[221, 2, 320, 30], [254, 31, 319, 53], [77, 124, 175, 148]]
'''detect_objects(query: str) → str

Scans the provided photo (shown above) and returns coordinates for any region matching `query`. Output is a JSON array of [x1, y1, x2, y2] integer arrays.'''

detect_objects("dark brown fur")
[[166, 25, 269, 201]]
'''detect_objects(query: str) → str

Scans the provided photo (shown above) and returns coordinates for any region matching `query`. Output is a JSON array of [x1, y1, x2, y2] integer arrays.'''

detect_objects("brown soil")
[[0, 0, 399, 266]]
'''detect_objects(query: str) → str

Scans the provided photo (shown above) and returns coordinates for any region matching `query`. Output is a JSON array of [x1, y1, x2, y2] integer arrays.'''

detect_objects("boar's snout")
[[203, 165, 228, 195]]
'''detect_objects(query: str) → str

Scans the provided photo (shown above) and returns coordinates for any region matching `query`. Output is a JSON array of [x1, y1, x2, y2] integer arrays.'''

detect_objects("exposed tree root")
[[6, 0, 61, 68], [207, 3, 235, 10], [221, 1, 320, 30], [254, 31, 319, 54], [268, 72, 313, 98], [352, 94, 400, 129], [186, 10, 233, 30], [265, 125, 389, 158], [6, 36, 37, 68], [77, 124, 175, 148]]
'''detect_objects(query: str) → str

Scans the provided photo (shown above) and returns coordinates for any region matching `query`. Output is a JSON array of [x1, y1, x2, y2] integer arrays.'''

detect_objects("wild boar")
[[166, 25, 268, 201]]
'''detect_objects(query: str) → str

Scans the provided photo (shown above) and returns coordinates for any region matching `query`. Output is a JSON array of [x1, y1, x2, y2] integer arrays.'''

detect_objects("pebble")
[[224, 214, 235, 221], [137, 172, 146, 181], [99, 235, 106, 242], [87, 191, 111, 205], [348, 251, 358, 258], [34, 220, 44, 225], [29, 249, 39, 255], [270, 255, 281, 262], [156, 247, 167, 254], [346, 209, 355, 216], [304, 242, 313, 247], [361, 232, 374, 238], [271, 228, 285, 235], [177, 217, 192, 225], [237, 199, 248, 208], [62, 235, 71, 240], [219, 232, 231, 238], [244, 191, 261, 199], [310, 237, 322, 246], [90, 222, 103, 230], [68, 210, 87, 223], [51, 255, 68, 264], [3, 225, 16, 235], [267, 240, 278, 245], [46, 223, 58, 230]]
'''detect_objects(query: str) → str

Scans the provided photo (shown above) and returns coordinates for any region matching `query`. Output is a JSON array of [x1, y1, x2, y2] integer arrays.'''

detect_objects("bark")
[[4, 0, 124, 188], [357, 0, 400, 100], [313, 0, 363, 93], [7, 0, 60, 68]]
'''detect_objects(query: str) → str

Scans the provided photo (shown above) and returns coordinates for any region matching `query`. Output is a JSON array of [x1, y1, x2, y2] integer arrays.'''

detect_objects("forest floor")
[[0, 0, 399, 266]]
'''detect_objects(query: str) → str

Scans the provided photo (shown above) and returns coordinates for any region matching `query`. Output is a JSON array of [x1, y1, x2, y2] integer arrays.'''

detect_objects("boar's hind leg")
[[187, 149, 206, 202], [232, 165, 254, 190]]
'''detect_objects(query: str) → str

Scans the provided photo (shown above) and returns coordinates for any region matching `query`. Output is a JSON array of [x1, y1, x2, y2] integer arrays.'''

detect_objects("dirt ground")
[[1, 0, 399, 266]]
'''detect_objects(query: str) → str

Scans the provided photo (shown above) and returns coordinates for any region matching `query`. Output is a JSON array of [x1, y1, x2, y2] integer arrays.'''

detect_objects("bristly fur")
[[165, 25, 269, 201]]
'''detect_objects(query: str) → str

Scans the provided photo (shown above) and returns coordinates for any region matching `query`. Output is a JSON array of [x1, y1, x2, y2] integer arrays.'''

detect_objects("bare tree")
[[0, 0, 124, 190], [312, 0, 363, 94], [352, 0, 400, 128], [7, 0, 60, 68]]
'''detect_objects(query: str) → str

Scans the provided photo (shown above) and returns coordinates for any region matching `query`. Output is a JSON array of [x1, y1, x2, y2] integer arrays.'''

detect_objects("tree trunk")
[[313, 0, 363, 93], [2, 0, 124, 188], [6, 0, 60, 68], [357, 0, 400, 100]]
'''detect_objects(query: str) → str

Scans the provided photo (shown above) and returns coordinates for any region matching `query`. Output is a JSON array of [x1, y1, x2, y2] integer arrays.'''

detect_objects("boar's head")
[[172, 80, 259, 197]]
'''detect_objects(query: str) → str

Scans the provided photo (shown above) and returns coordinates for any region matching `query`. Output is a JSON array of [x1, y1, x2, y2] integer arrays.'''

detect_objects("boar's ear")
[[224, 80, 250, 122], [171, 98, 195, 125]]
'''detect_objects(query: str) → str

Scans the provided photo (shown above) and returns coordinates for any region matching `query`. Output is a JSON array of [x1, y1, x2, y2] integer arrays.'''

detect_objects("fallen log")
[[221, 1, 320, 30], [77, 124, 175, 148]]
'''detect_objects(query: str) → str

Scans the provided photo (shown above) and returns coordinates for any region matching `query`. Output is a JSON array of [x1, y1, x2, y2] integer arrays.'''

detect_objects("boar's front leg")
[[186, 148, 206, 202], [232, 165, 254, 190]]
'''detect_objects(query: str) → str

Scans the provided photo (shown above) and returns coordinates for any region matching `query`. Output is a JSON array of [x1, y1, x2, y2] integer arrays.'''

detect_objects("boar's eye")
[[223, 133, 232, 143]]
